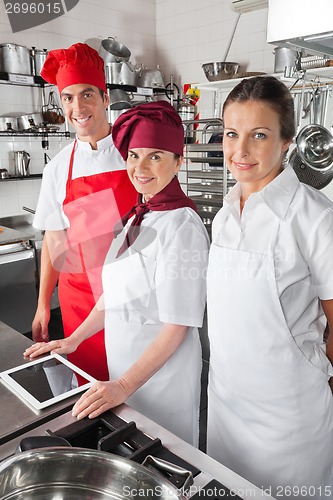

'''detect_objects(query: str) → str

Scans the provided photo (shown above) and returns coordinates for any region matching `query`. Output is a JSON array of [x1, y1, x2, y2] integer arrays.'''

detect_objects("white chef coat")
[[102, 207, 210, 446], [212, 165, 333, 372], [207, 165, 333, 498], [33, 135, 125, 231]]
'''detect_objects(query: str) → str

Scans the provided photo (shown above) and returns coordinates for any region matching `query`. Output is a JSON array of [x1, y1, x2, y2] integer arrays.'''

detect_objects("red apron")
[[58, 140, 136, 384]]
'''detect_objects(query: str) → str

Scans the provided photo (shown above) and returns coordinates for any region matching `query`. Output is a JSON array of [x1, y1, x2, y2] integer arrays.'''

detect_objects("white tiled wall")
[[0, 0, 277, 216]]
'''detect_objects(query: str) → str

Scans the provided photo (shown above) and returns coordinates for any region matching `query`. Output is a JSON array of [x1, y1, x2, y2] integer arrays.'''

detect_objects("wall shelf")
[[0, 174, 42, 182], [195, 67, 333, 92], [0, 72, 46, 87]]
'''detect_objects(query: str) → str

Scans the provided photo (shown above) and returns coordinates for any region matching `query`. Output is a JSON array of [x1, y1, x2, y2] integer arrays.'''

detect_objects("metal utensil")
[[289, 148, 333, 190], [296, 124, 333, 171], [202, 62, 240, 81], [98, 36, 131, 64]]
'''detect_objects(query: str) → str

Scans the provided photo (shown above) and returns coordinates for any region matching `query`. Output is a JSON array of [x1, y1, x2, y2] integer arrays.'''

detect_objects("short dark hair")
[[222, 76, 295, 141], [98, 88, 106, 99]]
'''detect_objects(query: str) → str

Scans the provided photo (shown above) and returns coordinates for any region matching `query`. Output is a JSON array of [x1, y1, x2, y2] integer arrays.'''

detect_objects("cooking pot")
[[0, 447, 188, 499], [296, 124, 333, 171], [136, 66, 165, 88], [110, 107, 132, 124], [106, 61, 136, 86], [273, 47, 298, 73], [99, 37, 131, 64], [30, 47, 48, 76], [0, 43, 31, 75], [0, 116, 18, 132], [17, 112, 44, 131], [109, 89, 133, 110]]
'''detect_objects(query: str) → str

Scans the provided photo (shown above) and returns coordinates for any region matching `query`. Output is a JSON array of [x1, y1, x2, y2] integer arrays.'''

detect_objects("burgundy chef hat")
[[112, 100, 184, 160], [40, 43, 106, 94]]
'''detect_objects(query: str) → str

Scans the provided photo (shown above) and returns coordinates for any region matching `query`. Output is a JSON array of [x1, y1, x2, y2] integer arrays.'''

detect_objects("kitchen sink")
[[0, 214, 43, 241]]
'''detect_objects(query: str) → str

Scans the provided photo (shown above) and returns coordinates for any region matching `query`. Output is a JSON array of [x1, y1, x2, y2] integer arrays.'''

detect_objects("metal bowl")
[[296, 124, 333, 171], [202, 62, 240, 81]]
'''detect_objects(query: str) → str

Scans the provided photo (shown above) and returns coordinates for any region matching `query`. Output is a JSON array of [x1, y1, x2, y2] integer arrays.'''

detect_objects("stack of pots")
[[0, 43, 48, 76]]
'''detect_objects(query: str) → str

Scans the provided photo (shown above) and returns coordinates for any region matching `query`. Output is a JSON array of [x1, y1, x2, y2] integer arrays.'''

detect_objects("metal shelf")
[[0, 72, 46, 86], [187, 170, 223, 180], [186, 143, 222, 152], [190, 194, 223, 208], [186, 157, 223, 164], [0, 131, 71, 138]]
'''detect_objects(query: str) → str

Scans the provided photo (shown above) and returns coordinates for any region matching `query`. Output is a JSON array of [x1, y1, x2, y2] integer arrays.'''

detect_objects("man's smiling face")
[[60, 83, 110, 147]]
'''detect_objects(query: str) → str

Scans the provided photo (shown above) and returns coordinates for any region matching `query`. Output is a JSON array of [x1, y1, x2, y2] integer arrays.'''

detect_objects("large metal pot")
[[0, 43, 31, 75], [109, 89, 133, 110], [30, 47, 48, 76], [17, 112, 44, 131], [273, 47, 297, 73], [105, 61, 136, 86], [136, 67, 165, 88], [0, 447, 188, 500], [99, 37, 131, 64]]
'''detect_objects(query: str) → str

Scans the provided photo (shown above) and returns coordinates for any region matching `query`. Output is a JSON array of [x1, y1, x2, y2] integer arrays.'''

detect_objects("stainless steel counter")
[[0, 321, 79, 445]]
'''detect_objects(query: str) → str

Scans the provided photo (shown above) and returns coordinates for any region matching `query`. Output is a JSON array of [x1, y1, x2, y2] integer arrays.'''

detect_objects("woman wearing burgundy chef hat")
[[26, 100, 210, 447]]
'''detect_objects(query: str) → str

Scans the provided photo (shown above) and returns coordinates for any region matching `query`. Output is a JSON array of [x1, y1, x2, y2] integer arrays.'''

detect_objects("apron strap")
[[65, 139, 77, 193]]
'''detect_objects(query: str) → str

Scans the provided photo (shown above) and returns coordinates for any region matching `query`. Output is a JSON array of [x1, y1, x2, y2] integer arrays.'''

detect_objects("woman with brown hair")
[[207, 76, 333, 498]]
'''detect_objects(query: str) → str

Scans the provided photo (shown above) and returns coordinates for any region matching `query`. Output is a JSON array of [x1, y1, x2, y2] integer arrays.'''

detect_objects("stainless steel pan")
[[0, 440, 190, 500], [289, 148, 333, 190], [296, 124, 333, 171]]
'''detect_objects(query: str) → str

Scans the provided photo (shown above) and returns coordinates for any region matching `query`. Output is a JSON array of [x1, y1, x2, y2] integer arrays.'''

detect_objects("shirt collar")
[[223, 164, 300, 220], [76, 133, 113, 152], [259, 164, 299, 220]]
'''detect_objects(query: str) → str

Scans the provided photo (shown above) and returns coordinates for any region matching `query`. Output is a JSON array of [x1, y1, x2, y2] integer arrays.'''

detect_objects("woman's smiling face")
[[223, 100, 292, 193], [126, 148, 182, 201]]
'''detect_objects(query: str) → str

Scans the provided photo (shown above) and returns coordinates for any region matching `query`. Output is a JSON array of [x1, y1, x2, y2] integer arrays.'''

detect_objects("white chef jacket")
[[102, 207, 210, 445], [33, 135, 125, 231], [212, 164, 333, 376]]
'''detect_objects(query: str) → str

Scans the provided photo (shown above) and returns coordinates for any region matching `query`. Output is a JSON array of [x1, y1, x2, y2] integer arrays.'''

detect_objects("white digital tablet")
[[0, 353, 96, 410]]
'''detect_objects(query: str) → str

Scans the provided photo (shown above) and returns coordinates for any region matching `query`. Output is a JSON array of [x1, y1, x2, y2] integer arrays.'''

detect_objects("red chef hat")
[[40, 43, 106, 93], [112, 101, 184, 160]]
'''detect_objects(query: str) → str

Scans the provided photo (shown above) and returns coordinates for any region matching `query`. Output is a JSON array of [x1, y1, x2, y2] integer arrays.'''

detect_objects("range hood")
[[267, 0, 333, 57]]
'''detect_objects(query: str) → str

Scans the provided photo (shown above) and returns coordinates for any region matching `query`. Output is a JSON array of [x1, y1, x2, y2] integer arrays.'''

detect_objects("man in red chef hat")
[[32, 43, 136, 383]]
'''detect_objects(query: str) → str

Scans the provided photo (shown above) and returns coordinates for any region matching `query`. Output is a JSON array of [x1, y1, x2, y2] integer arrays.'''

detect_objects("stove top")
[[0, 404, 275, 499]]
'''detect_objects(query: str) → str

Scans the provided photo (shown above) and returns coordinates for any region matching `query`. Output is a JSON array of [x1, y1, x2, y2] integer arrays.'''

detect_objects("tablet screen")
[[0, 354, 96, 410]]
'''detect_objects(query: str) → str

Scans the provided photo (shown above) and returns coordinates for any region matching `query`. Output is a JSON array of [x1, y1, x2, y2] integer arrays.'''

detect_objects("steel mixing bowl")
[[202, 62, 240, 81]]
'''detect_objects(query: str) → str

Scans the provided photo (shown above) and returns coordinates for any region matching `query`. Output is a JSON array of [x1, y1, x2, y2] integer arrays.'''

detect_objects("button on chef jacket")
[[207, 164, 333, 496]]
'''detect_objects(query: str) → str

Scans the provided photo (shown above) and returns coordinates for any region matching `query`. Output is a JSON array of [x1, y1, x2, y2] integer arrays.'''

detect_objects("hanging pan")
[[289, 148, 333, 190], [296, 123, 333, 172]]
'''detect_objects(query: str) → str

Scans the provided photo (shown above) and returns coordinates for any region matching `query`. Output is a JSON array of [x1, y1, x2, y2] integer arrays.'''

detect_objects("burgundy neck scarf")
[[115, 176, 197, 257]]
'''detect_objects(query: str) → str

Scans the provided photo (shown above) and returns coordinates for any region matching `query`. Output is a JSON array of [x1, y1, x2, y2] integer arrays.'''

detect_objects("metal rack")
[[182, 118, 235, 234]]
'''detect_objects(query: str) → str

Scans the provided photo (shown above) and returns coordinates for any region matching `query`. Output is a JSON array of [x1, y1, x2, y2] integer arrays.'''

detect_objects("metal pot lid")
[[289, 148, 333, 190], [296, 124, 333, 171]]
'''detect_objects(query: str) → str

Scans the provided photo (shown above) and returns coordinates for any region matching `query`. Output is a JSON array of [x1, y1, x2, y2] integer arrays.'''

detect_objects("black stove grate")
[[46, 410, 200, 490]]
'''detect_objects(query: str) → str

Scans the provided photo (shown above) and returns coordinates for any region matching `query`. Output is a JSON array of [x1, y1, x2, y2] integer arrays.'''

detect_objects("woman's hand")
[[72, 379, 130, 420], [23, 336, 80, 359]]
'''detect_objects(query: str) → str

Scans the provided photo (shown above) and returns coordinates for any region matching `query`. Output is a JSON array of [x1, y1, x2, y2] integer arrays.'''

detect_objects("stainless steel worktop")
[[0, 321, 78, 445]]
